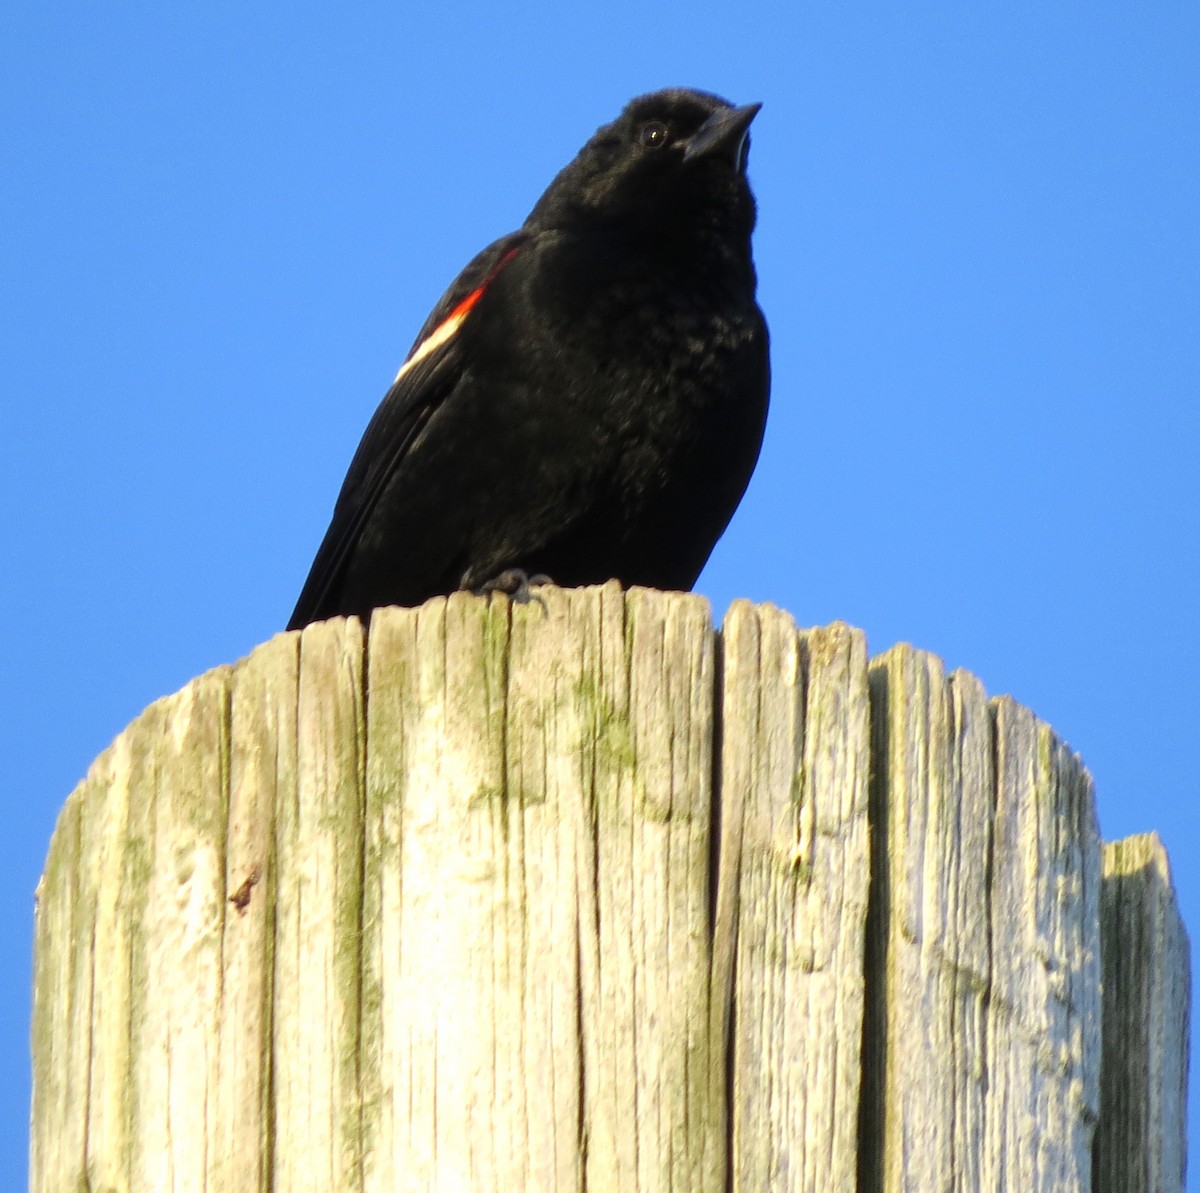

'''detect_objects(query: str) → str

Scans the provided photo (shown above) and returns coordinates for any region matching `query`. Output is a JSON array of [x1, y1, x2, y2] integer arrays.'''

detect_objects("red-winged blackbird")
[[287, 88, 769, 630]]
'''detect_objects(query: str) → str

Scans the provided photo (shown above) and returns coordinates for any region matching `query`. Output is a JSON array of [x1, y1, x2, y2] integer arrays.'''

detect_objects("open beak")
[[682, 102, 761, 166]]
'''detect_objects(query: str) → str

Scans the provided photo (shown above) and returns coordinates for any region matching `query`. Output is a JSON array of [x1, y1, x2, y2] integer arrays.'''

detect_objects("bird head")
[[528, 88, 761, 245]]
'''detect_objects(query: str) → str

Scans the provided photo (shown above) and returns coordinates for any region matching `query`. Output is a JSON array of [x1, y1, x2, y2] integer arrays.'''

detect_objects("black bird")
[[288, 88, 769, 630]]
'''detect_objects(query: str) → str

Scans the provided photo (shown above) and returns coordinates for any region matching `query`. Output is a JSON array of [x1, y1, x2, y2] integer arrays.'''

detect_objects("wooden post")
[[1097, 834, 1191, 1192], [30, 587, 1189, 1192]]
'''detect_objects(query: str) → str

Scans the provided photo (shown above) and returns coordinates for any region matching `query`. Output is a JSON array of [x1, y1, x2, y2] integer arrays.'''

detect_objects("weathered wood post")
[[30, 586, 1189, 1191]]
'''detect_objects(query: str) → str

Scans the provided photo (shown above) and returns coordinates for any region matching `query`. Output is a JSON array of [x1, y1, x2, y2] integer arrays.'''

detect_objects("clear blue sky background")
[[3, 3, 1197, 1184]]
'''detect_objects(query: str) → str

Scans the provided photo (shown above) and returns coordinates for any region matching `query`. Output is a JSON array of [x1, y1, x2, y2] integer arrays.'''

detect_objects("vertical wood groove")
[[1097, 833, 1190, 1193]]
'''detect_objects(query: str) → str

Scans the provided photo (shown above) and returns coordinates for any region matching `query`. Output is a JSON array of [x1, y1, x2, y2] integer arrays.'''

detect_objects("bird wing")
[[287, 230, 529, 630]]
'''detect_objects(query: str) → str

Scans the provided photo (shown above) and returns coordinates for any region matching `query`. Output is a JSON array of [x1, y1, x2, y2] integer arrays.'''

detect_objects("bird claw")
[[476, 569, 553, 609]]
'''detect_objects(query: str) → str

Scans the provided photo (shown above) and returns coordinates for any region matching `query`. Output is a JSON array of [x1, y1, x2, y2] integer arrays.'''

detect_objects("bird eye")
[[640, 121, 669, 149]]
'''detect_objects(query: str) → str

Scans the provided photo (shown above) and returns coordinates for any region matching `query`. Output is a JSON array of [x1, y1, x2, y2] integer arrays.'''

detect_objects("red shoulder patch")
[[394, 244, 524, 384]]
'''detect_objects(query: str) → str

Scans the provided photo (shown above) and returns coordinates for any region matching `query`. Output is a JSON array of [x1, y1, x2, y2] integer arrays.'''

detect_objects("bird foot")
[[476, 569, 553, 608]]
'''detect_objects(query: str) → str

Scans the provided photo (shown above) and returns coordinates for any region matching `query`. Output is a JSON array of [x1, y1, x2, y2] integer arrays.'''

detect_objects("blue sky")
[[3, 3, 1197, 1184]]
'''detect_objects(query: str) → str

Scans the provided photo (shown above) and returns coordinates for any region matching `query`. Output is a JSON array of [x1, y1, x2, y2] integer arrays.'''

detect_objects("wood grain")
[[29, 590, 1185, 1191]]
